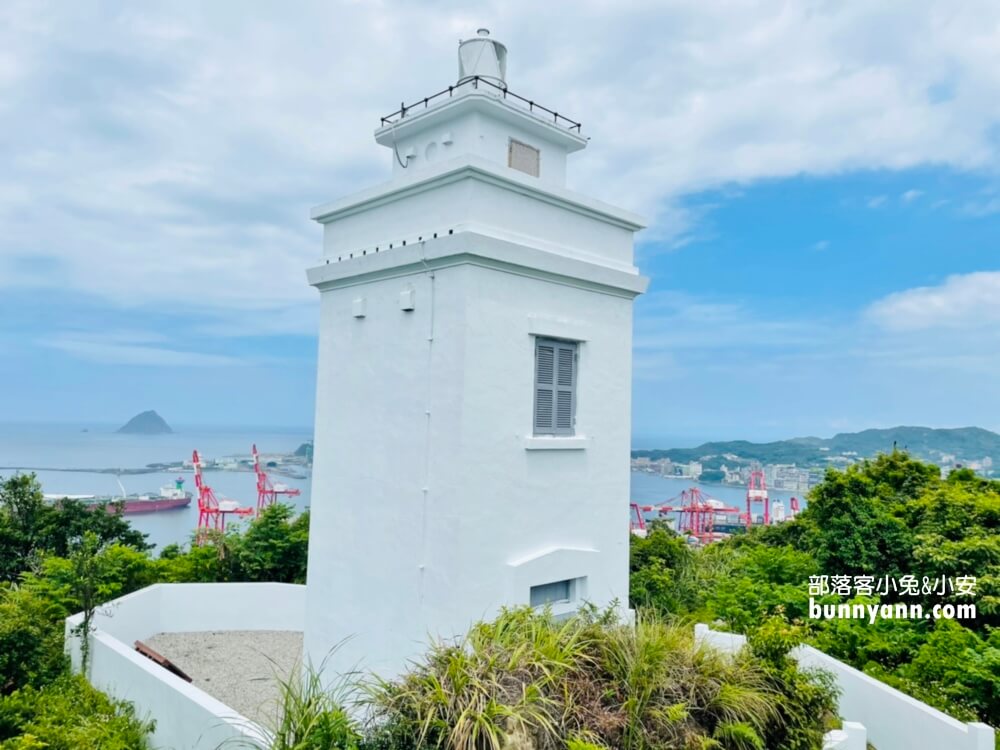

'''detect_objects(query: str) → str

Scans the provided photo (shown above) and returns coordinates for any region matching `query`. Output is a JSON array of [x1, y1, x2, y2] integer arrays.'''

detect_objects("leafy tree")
[[156, 541, 231, 583], [0, 474, 148, 583], [24, 543, 156, 615], [232, 505, 310, 584], [898, 621, 1000, 723], [629, 527, 693, 613], [627, 451, 1000, 731], [0, 588, 66, 695], [796, 460, 916, 581]]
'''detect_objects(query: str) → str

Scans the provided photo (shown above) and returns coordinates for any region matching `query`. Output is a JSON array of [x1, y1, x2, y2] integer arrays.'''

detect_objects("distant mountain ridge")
[[116, 410, 172, 435], [633, 426, 1000, 468]]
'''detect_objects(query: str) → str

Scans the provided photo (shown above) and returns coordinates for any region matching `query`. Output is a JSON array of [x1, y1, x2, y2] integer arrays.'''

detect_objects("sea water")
[[0, 422, 802, 551], [629, 470, 803, 522], [0, 422, 312, 551]]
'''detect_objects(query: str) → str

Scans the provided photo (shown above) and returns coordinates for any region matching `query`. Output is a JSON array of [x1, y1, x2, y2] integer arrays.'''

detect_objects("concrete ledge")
[[524, 436, 590, 450], [66, 583, 306, 750]]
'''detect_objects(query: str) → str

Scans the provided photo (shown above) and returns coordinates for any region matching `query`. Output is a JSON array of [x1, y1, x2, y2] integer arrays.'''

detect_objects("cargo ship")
[[44, 477, 192, 515]]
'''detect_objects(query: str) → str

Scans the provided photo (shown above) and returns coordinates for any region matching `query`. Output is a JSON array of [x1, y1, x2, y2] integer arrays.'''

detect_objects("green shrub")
[[370, 607, 589, 750], [233, 505, 310, 584], [594, 613, 779, 750], [368, 607, 832, 750], [0, 674, 153, 749], [747, 618, 839, 750], [0, 587, 67, 695], [0, 474, 149, 584]]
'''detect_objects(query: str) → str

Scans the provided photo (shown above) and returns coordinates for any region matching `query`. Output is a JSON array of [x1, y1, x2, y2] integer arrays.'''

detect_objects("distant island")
[[294, 441, 313, 463], [117, 410, 173, 435], [633, 426, 999, 489]]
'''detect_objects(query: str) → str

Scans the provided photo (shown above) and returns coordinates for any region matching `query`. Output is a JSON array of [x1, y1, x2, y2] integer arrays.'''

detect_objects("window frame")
[[529, 579, 572, 608], [533, 337, 578, 437]]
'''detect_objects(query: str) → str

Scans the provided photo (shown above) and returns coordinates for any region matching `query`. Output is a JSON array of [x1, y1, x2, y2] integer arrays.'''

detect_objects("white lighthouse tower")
[[303, 31, 647, 678]]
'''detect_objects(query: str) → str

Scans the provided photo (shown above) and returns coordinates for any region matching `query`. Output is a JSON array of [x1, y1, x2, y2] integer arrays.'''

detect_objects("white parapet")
[[694, 623, 995, 750], [65, 583, 306, 750], [823, 722, 867, 750]]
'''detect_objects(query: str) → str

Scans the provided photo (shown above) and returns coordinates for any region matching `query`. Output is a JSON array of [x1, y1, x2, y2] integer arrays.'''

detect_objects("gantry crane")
[[251, 443, 301, 514], [192, 449, 253, 542]]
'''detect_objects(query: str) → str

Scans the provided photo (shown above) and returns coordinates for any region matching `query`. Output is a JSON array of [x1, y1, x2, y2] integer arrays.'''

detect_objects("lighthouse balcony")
[[379, 75, 582, 133]]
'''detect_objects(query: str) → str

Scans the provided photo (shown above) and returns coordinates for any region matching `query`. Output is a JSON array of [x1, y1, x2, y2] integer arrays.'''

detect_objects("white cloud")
[[812, 240, 830, 251], [866, 271, 1000, 331], [41, 332, 245, 367], [1, 1, 1000, 331], [867, 195, 888, 209], [631, 282, 1000, 440], [901, 189, 924, 202], [632, 291, 826, 377], [962, 190, 1000, 217]]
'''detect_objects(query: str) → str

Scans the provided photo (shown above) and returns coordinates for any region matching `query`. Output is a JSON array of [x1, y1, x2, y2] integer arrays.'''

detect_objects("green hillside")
[[633, 425, 1000, 469]]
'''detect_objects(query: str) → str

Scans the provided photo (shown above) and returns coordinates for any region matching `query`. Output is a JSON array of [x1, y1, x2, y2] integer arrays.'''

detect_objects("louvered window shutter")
[[534, 338, 577, 435]]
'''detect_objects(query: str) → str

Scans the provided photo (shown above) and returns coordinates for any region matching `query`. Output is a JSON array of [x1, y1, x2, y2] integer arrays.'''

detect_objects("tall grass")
[[368, 608, 591, 750], [367, 608, 790, 750], [239, 657, 362, 750], [241, 608, 829, 750], [585, 612, 777, 750]]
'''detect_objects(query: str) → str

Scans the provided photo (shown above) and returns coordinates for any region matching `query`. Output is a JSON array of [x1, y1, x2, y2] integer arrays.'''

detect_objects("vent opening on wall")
[[529, 579, 572, 607], [508, 139, 540, 177]]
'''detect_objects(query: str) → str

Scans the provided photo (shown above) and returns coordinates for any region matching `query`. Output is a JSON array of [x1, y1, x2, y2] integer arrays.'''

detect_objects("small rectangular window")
[[530, 579, 571, 607], [534, 338, 577, 435], [508, 139, 540, 177]]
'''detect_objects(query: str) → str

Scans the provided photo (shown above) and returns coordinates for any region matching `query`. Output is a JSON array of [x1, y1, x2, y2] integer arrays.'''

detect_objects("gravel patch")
[[145, 630, 303, 725]]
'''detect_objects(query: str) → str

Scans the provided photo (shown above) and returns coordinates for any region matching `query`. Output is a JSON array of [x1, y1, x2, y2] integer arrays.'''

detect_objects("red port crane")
[[746, 468, 770, 530], [251, 444, 301, 514], [192, 449, 253, 543], [633, 487, 742, 545], [629, 503, 648, 537]]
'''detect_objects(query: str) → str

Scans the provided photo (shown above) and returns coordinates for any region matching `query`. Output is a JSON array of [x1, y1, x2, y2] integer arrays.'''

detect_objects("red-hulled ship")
[[45, 477, 192, 515]]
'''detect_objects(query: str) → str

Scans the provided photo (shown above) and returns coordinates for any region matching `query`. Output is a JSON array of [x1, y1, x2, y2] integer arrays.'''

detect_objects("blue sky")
[[1, 2, 999, 446]]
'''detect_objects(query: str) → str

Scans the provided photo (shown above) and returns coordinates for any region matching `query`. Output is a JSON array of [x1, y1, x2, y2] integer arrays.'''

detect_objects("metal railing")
[[380, 76, 582, 132]]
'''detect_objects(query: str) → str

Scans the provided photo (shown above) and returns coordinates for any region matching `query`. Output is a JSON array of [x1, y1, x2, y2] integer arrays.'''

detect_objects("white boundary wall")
[[66, 583, 306, 750], [694, 624, 995, 750]]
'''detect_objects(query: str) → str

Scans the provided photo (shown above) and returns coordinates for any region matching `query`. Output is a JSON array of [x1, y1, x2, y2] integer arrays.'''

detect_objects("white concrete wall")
[[694, 624, 995, 750], [305, 242, 642, 680], [307, 72, 645, 683], [823, 722, 867, 750], [376, 89, 584, 185], [390, 104, 571, 185], [795, 644, 994, 750], [66, 583, 305, 750], [316, 162, 639, 270]]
